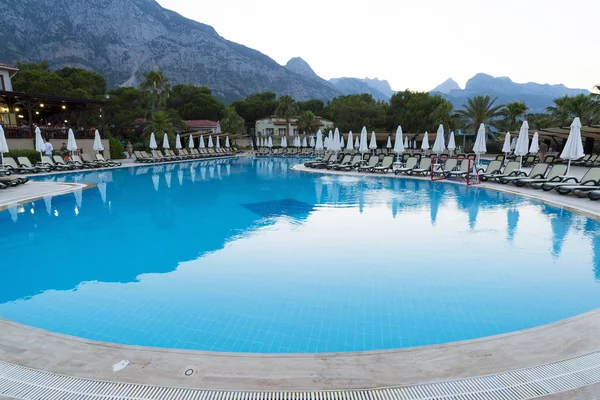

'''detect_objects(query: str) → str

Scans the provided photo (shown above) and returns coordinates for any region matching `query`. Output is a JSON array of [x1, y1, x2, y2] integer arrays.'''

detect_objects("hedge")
[[109, 138, 125, 159], [5, 149, 41, 164]]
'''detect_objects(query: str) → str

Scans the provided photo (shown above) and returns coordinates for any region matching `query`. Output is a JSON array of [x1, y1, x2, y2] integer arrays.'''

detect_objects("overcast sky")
[[156, 0, 599, 92]]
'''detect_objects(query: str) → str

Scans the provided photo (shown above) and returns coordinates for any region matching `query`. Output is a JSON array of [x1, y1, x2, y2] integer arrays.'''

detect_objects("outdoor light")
[[64, 120, 68, 123], [15, 108, 19, 112], [18, 114, 24, 118], [62, 105, 66, 109], [47, 123, 51, 126], [35, 111, 39, 115], [40, 104, 44, 107]]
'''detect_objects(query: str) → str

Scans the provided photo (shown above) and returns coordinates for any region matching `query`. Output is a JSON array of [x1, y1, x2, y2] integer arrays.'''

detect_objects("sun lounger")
[[371, 155, 395, 173], [587, 190, 600, 201], [480, 161, 520, 181], [16, 157, 51, 173], [0, 176, 27, 187], [310, 154, 337, 169], [521, 154, 537, 167], [96, 154, 122, 166], [394, 157, 419, 174], [42, 156, 76, 171], [498, 163, 549, 184], [446, 160, 471, 178], [358, 155, 381, 172], [3, 157, 41, 174], [519, 165, 568, 188], [339, 155, 365, 171], [541, 167, 600, 192], [53, 155, 81, 170], [327, 154, 353, 170], [410, 157, 433, 175], [432, 158, 457, 177], [477, 160, 502, 175]]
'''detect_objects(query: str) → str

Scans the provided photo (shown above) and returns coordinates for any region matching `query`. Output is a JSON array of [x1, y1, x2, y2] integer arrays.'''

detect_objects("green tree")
[[296, 110, 319, 134], [275, 95, 299, 134], [231, 92, 279, 133], [455, 95, 504, 133], [166, 84, 224, 120], [141, 111, 178, 148], [55, 67, 107, 97], [219, 107, 245, 134], [499, 101, 528, 131], [105, 87, 149, 135], [387, 91, 455, 132], [546, 94, 599, 126], [323, 94, 387, 132], [527, 113, 555, 130], [297, 99, 325, 115], [139, 70, 170, 113]]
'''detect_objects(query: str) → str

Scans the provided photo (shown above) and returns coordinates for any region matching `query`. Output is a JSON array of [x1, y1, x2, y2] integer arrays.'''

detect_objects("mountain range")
[[431, 74, 591, 113], [0, 0, 592, 110]]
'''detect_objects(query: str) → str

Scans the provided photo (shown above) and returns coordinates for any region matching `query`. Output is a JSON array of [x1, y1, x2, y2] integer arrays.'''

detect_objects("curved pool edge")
[[291, 164, 600, 221], [2, 308, 600, 391], [0, 181, 91, 212]]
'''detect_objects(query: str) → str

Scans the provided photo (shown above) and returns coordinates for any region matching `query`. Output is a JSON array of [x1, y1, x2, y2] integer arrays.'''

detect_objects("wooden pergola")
[[507, 125, 600, 153]]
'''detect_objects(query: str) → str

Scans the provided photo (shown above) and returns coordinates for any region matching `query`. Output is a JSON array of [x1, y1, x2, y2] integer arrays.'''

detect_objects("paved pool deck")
[[2, 155, 600, 399]]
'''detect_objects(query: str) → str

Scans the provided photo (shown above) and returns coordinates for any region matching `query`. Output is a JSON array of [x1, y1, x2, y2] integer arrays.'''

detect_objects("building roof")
[[184, 120, 217, 128], [0, 63, 18, 71], [0, 90, 107, 106]]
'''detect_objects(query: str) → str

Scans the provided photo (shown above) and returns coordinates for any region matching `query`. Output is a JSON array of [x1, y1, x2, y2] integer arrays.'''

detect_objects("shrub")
[[109, 138, 125, 159], [132, 142, 145, 151], [6, 149, 41, 164]]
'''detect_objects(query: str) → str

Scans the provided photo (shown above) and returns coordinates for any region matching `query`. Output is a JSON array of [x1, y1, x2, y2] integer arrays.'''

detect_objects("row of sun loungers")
[[134, 148, 234, 163], [0, 154, 121, 175]]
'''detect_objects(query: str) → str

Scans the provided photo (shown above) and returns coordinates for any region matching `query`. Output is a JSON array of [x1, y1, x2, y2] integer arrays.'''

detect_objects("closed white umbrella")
[[288, 123, 293, 136], [216, 121, 221, 134], [340, 136, 345, 149], [369, 132, 377, 150], [162, 133, 170, 149], [296, 136, 302, 148], [529, 132, 540, 154], [328, 130, 333, 150], [333, 129, 341, 152], [301, 137, 307, 148], [473, 123, 487, 169], [199, 135, 205, 148], [324, 136, 329, 150], [0, 125, 8, 167], [209, 136, 215, 148], [421, 132, 429, 154], [67, 128, 78, 158], [268, 136, 273, 148], [359, 127, 368, 153], [393, 125, 405, 156], [510, 137, 517, 151], [432, 124, 446, 155], [346, 131, 354, 150], [175, 134, 182, 149], [561, 117, 585, 176], [225, 137, 230, 148], [515, 121, 530, 167], [188, 134, 194, 149], [216, 136, 221, 149], [149, 132, 158, 149], [403, 136, 408, 149], [310, 136, 315, 148], [447, 131, 456, 155], [281, 136, 288, 148], [93, 129, 104, 154], [315, 130, 324, 151], [386, 136, 392, 150], [502, 132, 511, 157], [35, 127, 45, 161], [355, 136, 360, 149]]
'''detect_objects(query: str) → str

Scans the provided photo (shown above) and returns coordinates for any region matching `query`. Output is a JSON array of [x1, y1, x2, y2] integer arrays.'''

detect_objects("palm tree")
[[547, 94, 598, 127], [428, 101, 454, 131], [499, 102, 528, 131], [275, 95, 299, 134], [219, 107, 245, 134], [455, 96, 504, 134], [141, 111, 177, 148], [140, 70, 170, 113], [296, 110, 318, 134]]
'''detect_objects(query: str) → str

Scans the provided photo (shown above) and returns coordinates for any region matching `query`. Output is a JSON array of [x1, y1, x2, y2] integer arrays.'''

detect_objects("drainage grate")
[[2, 351, 600, 400]]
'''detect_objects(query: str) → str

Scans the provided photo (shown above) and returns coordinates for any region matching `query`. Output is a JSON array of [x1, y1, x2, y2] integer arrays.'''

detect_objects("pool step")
[[2, 351, 600, 399]]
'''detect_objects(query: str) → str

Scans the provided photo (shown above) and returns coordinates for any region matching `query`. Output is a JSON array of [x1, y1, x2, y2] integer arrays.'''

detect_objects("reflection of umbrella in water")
[[209, 166, 215, 179], [190, 168, 196, 183], [8, 204, 17, 222], [549, 208, 573, 258], [392, 198, 399, 219], [217, 164, 222, 179], [315, 179, 323, 203], [74, 190, 82, 209], [152, 174, 159, 191], [429, 185, 444, 226], [226, 164, 231, 176], [97, 183, 107, 204], [178, 169, 184, 186], [43, 196, 52, 215], [200, 167, 206, 180], [507, 208, 519, 241], [165, 172, 172, 188]]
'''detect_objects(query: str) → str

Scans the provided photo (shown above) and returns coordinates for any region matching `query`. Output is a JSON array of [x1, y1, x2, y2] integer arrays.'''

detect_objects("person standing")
[[539, 141, 549, 161], [126, 141, 133, 159], [44, 139, 54, 158]]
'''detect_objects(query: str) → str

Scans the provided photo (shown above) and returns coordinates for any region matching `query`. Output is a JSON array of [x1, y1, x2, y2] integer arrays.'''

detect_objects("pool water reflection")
[[0, 156, 599, 353]]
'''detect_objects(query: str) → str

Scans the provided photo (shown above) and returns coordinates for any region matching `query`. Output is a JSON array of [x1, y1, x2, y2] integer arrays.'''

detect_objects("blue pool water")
[[1, 156, 599, 353]]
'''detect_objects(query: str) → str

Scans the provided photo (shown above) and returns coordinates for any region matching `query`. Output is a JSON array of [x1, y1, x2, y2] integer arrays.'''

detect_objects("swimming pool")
[[1, 156, 599, 353]]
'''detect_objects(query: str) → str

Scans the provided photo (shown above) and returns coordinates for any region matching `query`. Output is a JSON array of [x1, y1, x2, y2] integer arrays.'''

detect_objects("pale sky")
[[157, 0, 599, 92]]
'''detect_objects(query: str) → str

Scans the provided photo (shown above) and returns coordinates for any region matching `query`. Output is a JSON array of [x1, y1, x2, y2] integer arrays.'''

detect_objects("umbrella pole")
[[566, 159, 571, 177]]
